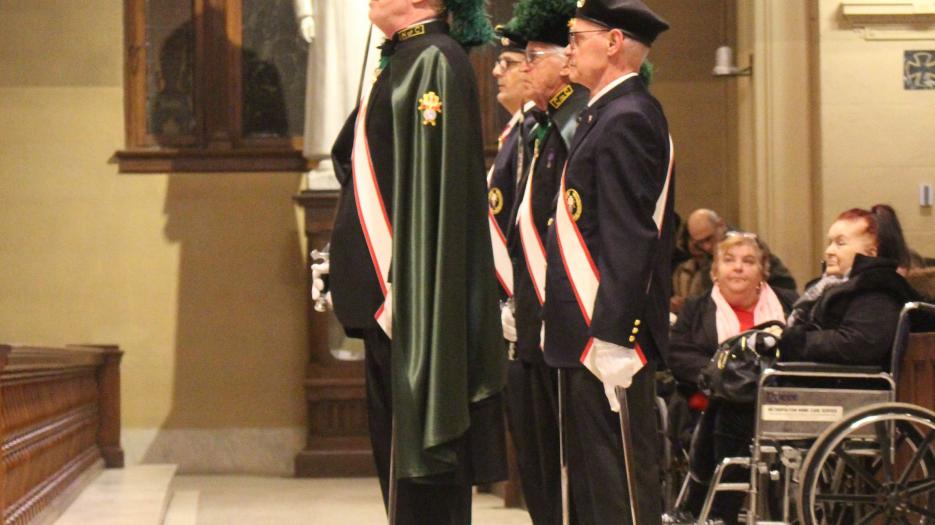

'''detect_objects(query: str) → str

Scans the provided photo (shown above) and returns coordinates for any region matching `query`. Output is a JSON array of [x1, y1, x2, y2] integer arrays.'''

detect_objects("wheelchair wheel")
[[797, 402, 935, 525]]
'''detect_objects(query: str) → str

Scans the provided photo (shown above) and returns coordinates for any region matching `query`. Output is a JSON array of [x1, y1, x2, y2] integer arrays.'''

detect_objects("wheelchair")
[[667, 301, 935, 525]]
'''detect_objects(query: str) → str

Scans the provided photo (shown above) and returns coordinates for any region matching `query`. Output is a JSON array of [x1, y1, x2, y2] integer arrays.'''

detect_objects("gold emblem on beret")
[[488, 187, 504, 215], [565, 188, 583, 221], [501, 36, 511, 47], [577, 0, 586, 8], [418, 91, 442, 126]]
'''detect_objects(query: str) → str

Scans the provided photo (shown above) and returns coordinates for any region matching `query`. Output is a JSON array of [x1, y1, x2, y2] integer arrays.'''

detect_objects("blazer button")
[[547, 218, 554, 226], [628, 335, 636, 343], [634, 319, 641, 327], [632, 327, 639, 335]]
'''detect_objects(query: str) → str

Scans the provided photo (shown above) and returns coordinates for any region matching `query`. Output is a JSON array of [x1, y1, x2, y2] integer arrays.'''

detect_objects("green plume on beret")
[[512, 0, 576, 46], [640, 60, 654, 86], [445, 0, 494, 47]]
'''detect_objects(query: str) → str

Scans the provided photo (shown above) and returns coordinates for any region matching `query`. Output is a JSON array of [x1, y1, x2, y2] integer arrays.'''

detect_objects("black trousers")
[[564, 363, 662, 525], [363, 329, 472, 525], [685, 399, 754, 525], [505, 359, 564, 525]]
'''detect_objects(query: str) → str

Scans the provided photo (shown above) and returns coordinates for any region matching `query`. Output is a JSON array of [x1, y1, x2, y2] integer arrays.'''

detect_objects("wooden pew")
[[0, 344, 123, 525], [898, 333, 935, 411]]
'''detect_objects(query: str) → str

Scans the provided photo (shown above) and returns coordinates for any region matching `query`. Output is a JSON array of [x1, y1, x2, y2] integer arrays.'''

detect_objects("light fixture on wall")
[[712, 45, 752, 77]]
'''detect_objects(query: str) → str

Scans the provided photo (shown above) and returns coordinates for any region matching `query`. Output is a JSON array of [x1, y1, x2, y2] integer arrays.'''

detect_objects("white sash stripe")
[[351, 78, 393, 336], [555, 167, 599, 324], [487, 164, 514, 296], [517, 151, 547, 305], [652, 136, 675, 236]]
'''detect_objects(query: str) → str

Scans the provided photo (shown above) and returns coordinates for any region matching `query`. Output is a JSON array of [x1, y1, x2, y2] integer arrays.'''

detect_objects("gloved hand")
[[294, 0, 316, 43], [311, 260, 332, 309], [501, 304, 517, 342], [299, 15, 316, 42], [603, 383, 623, 413], [593, 338, 644, 412]]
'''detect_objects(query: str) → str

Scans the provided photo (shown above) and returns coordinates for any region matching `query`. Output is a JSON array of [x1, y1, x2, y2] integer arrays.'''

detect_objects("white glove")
[[501, 304, 517, 342], [293, 0, 315, 42], [593, 338, 644, 412], [603, 383, 622, 413], [311, 260, 332, 309], [299, 16, 316, 43]]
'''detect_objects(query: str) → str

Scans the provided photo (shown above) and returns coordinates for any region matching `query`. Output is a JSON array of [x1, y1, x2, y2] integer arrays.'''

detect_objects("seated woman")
[[667, 233, 797, 525], [781, 204, 917, 369]]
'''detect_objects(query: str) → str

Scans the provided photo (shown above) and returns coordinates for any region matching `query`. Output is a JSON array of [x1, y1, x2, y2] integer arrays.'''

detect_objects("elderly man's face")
[[523, 42, 567, 110], [565, 18, 610, 90], [369, 0, 415, 35], [493, 51, 529, 113]]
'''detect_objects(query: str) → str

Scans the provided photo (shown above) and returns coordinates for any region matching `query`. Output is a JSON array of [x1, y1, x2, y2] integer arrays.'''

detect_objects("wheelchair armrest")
[[768, 361, 883, 376]]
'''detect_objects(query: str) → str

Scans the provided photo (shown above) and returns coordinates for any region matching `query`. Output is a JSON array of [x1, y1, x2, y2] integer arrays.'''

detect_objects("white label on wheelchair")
[[761, 404, 844, 422]]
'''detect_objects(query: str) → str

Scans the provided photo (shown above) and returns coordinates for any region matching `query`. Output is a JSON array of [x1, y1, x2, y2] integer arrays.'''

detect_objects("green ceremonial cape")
[[388, 38, 507, 480]]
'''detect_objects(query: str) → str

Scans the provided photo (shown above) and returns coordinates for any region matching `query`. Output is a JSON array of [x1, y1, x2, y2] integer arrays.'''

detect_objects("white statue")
[[295, 0, 381, 189]]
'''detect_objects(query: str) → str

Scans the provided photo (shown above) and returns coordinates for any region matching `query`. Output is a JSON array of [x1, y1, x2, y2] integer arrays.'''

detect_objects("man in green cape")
[[323, 0, 507, 522]]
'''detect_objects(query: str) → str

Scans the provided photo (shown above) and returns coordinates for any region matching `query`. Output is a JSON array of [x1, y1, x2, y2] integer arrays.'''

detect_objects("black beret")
[[574, 0, 669, 45], [494, 20, 527, 52]]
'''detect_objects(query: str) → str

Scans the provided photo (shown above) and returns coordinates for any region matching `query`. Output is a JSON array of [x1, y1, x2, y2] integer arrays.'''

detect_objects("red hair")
[[835, 205, 909, 267], [836, 208, 877, 240]]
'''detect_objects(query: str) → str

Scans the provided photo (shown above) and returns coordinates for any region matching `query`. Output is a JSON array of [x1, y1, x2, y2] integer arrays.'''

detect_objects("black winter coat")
[[666, 287, 798, 386], [780, 255, 918, 369]]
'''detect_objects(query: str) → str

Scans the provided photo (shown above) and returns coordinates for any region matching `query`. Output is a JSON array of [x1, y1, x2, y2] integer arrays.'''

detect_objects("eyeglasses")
[[567, 29, 610, 48], [524, 48, 566, 65], [495, 56, 525, 70]]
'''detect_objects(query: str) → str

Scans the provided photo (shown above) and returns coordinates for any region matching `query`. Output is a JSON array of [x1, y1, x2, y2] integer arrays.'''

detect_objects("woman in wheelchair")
[[666, 233, 797, 524], [780, 204, 917, 368], [667, 204, 919, 525]]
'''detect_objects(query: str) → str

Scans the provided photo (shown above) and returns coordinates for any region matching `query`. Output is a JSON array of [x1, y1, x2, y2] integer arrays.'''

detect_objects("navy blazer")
[[543, 75, 676, 368], [509, 85, 588, 363]]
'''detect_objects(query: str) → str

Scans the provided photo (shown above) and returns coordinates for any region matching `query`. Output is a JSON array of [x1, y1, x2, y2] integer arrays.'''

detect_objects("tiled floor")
[[54, 465, 177, 525], [170, 476, 532, 525]]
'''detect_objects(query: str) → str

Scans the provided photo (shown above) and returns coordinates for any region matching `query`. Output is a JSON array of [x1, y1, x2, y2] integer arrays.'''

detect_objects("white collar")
[[588, 72, 638, 107], [523, 100, 537, 113], [509, 109, 524, 128]]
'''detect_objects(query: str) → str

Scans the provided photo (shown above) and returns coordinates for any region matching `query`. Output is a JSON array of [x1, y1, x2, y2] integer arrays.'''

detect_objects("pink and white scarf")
[[711, 282, 786, 343]]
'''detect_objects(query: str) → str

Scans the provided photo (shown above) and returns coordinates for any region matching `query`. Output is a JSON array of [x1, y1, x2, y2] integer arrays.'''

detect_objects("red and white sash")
[[486, 113, 522, 297], [488, 165, 514, 297], [555, 136, 675, 374], [516, 145, 547, 305], [352, 75, 393, 336]]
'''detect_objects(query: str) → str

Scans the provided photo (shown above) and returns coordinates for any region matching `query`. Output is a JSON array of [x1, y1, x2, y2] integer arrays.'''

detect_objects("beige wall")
[[736, 0, 818, 286], [0, 0, 309, 474], [816, 0, 935, 259], [649, 0, 740, 225]]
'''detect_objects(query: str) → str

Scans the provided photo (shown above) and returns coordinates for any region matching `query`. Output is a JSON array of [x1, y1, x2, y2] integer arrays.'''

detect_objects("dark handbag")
[[699, 321, 784, 404]]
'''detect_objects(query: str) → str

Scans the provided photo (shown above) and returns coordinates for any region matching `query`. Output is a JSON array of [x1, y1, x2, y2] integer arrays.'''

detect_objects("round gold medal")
[[488, 187, 504, 215], [565, 188, 583, 221]]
